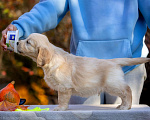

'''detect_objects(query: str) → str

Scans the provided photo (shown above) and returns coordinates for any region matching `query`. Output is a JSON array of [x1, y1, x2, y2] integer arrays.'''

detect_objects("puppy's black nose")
[[17, 42, 19, 45]]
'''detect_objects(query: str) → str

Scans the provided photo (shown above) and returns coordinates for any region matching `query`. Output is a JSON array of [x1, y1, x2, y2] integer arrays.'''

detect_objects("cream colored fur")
[[17, 33, 150, 111]]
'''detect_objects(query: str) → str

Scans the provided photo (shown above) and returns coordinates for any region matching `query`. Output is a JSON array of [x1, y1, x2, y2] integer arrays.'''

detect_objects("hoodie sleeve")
[[11, 0, 69, 39], [138, 0, 150, 28]]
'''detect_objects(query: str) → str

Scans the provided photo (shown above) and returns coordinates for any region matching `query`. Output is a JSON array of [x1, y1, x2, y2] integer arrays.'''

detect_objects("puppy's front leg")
[[53, 89, 72, 111]]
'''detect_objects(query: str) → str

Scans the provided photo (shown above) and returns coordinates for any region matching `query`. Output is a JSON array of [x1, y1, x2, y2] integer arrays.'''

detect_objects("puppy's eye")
[[27, 40, 30, 44]]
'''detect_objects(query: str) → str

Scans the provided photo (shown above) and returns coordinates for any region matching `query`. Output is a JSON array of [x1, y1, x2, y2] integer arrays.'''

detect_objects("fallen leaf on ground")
[[15, 107, 49, 111], [0, 100, 29, 111]]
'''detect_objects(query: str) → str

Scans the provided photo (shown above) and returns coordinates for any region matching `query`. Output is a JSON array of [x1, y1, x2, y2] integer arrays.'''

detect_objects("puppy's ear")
[[37, 47, 51, 67]]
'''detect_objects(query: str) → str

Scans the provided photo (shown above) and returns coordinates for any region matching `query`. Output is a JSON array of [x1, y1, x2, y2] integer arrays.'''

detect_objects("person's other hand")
[[0, 24, 17, 51]]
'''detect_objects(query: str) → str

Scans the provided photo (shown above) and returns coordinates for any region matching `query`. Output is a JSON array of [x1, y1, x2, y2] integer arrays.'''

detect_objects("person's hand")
[[0, 24, 17, 51]]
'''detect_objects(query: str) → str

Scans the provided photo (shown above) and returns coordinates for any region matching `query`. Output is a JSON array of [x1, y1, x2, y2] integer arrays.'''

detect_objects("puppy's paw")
[[53, 106, 68, 111], [116, 105, 131, 110]]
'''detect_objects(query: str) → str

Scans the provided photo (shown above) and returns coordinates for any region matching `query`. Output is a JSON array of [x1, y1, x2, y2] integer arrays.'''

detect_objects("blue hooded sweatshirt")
[[12, 0, 150, 73]]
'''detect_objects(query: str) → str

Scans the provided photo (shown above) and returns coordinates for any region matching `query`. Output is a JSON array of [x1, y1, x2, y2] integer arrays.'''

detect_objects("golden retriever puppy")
[[17, 33, 150, 111]]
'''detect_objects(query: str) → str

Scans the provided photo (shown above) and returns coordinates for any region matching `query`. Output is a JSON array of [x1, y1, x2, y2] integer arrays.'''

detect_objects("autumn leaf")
[[17, 105, 29, 110], [0, 100, 29, 111], [0, 100, 18, 111]]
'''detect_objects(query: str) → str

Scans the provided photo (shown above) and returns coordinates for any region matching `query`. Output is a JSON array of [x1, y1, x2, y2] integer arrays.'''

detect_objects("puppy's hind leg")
[[105, 83, 132, 110], [116, 85, 132, 110], [104, 74, 132, 110]]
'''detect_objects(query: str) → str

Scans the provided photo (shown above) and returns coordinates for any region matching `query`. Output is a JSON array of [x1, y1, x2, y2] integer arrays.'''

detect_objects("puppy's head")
[[17, 33, 53, 67]]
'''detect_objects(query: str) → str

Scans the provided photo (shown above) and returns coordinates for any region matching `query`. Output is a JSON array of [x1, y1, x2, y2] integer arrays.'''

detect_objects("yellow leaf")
[[3, 8, 9, 14]]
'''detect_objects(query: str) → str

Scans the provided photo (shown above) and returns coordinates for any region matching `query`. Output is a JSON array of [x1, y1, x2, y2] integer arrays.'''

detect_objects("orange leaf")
[[0, 100, 17, 111], [17, 105, 29, 110], [0, 100, 29, 111]]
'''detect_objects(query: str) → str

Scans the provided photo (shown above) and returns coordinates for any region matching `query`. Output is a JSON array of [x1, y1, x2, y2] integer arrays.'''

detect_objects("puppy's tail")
[[111, 57, 150, 66]]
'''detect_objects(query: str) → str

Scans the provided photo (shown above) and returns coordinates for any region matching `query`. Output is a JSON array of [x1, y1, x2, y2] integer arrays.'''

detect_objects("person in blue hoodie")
[[1, 0, 149, 105]]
